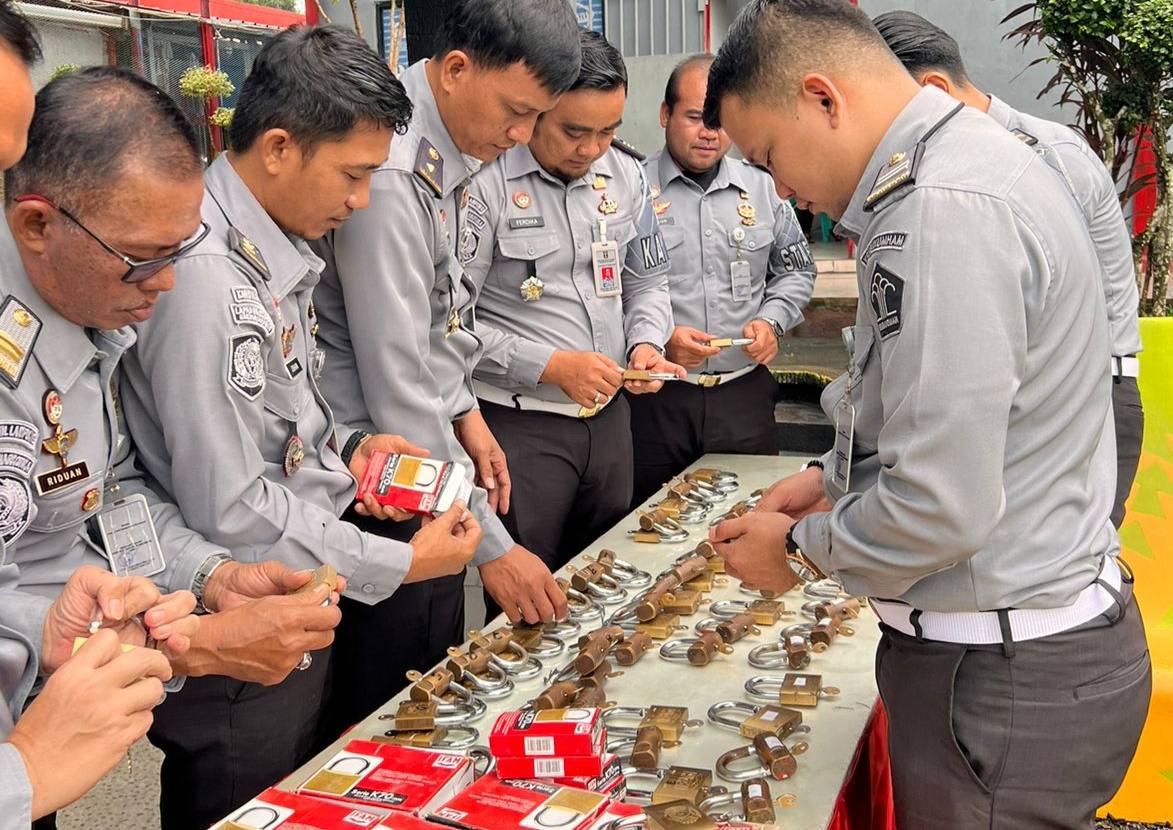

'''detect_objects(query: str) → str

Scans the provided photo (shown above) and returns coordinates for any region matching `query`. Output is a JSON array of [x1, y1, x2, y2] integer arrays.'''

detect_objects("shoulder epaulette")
[[0, 295, 42, 389], [611, 136, 646, 162], [414, 138, 444, 197], [864, 144, 924, 212], [227, 227, 270, 281]]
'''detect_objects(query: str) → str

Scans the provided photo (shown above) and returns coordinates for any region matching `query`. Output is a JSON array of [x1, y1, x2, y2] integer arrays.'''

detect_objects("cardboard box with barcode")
[[429, 774, 614, 830], [548, 753, 625, 799], [208, 787, 390, 829], [297, 740, 472, 813], [357, 452, 473, 516], [497, 751, 625, 796]]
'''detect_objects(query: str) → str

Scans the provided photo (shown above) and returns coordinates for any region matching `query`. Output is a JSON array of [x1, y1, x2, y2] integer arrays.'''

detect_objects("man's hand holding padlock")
[[480, 545, 568, 625], [624, 344, 686, 394], [406, 500, 482, 583], [665, 325, 721, 368], [40, 565, 198, 674], [709, 511, 802, 596], [754, 466, 831, 518]]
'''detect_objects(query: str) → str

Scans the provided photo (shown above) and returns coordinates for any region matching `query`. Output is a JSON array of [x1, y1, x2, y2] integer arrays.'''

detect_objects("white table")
[[278, 453, 881, 830]]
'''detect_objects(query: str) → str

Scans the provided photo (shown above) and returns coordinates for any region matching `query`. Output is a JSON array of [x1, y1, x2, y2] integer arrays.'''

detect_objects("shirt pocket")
[[726, 225, 774, 267], [493, 232, 562, 289], [261, 370, 314, 461]]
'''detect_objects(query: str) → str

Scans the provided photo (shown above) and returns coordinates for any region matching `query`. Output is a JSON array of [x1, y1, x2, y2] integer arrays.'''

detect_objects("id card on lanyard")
[[830, 326, 858, 495], [592, 218, 622, 297]]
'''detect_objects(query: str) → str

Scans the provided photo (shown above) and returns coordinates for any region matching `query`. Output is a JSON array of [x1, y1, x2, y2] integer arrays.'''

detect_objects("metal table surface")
[[277, 453, 881, 829]]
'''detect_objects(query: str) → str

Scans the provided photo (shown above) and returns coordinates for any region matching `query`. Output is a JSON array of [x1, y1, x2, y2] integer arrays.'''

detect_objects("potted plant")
[[178, 65, 235, 160]]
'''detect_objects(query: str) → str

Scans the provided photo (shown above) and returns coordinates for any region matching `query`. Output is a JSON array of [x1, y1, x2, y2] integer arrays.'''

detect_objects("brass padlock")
[[468, 627, 513, 655], [446, 647, 493, 680], [754, 732, 797, 780], [662, 588, 704, 616], [640, 705, 691, 742], [631, 724, 664, 769], [683, 571, 715, 592], [578, 660, 618, 690], [816, 597, 861, 622], [653, 766, 712, 805], [510, 625, 545, 652], [687, 630, 733, 666], [595, 548, 617, 573], [672, 554, 709, 585], [741, 778, 776, 824], [707, 556, 726, 574], [810, 616, 840, 650], [573, 637, 612, 675], [614, 631, 655, 666], [777, 672, 839, 708], [531, 680, 580, 710], [570, 561, 608, 591], [747, 599, 783, 625], [656, 496, 687, 518], [784, 633, 811, 668], [645, 800, 717, 830], [408, 667, 454, 701], [692, 540, 718, 559], [573, 683, 608, 708], [637, 576, 680, 622], [576, 625, 625, 649], [715, 612, 760, 644], [632, 530, 664, 544], [293, 563, 338, 597], [639, 507, 679, 532], [740, 704, 803, 740], [390, 700, 439, 731], [637, 612, 683, 639], [374, 726, 447, 747]]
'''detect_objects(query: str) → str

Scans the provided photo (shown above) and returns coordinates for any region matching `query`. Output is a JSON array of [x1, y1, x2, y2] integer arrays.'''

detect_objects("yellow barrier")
[[1101, 317, 1173, 822]]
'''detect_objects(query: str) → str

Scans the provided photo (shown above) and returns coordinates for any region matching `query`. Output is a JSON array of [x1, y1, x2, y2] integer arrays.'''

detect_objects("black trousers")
[[147, 645, 331, 830], [878, 584, 1150, 828], [1111, 376, 1144, 528], [480, 395, 633, 574], [627, 365, 779, 508], [316, 509, 465, 745]]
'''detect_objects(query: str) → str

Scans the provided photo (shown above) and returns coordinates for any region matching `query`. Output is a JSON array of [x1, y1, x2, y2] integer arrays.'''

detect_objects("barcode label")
[[533, 758, 565, 777], [524, 736, 556, 756]]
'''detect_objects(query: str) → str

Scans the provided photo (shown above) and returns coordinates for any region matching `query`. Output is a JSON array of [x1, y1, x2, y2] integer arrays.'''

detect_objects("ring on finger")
[[297, 652, 312, 671]]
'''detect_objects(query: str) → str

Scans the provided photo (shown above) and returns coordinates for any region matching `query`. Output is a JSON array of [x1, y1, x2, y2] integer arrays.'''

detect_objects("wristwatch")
[[340, 430, 371, 467], [802, 458, 825, 471], [756, 317, 785, 339], [192, 553, 232, 614], [784, 528, 825, 583]]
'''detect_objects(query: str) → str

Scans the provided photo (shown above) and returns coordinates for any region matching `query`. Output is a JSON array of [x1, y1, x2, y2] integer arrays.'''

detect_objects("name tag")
[[730, 259, 752, 303], [830, 399, 854, 495]]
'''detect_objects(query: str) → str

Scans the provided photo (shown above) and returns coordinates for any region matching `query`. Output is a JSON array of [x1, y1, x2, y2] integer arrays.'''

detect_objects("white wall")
[[29, 20, 108, 89]]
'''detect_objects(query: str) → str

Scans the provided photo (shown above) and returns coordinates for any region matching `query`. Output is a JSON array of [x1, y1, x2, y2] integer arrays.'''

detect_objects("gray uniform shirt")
[[645, 149, 816, 373], [120, 156, 413, 604], [463, 143, 673, 401], [986, 94, 1141, 357], [311, 59, 511, 563], [0, 224, 228, 602], [793, 86, 1118, 612]]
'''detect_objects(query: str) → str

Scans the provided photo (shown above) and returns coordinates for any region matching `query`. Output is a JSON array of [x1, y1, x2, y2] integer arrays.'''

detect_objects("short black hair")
[[6, 67, 200, 212], [434, 0, 582, 95], [704, 0, 894, 129], [572, 29, 626, 94], [664, 53, 713, 112], [0, 0, 40, 65], [230, 25, 412, 154], [873, 11, 970, 87]]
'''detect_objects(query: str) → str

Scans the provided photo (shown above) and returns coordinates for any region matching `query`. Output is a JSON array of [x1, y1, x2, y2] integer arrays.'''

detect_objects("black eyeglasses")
[[14, 194, 211, 283]]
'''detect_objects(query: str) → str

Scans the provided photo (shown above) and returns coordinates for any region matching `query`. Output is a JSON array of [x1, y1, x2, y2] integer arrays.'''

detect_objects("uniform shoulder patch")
[[227, 228, 270, 281], [638, 229, 669, 271], [227, 332, 266, 400], [0, 295, 42, 390], [0, 425, 35, 545], [859, 232, 908, 267], [415, 138, 444, 198], [869, 263, 905, 340], [458, 226, 481, 265], [611, 136, 646, 162], [228, 285, 276, 337]]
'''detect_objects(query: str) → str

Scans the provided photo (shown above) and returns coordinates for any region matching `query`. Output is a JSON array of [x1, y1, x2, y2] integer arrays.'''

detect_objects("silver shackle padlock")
[[620, 766, 667, 805], [435, 684, 487, 724], [715, 733, 806, 782], [747, 642, 789, 670], [802, 577, 846, 599], [605, 597, 642, 629], [627, 524, 690, 544], [517, 633, 568, 660], [697, 790, 745, 822], [543, 619, 582, 640], [543, 657, 583, 686], [378, 724, 479, 750], [600, 705, 648, 738], [706, 700, 758, 733], [608, 557, 653, 589], [746, 673, 841, 706], [658, 636, 732, 666], [564, 587, 605, 625], [672, 502, 711, 525]]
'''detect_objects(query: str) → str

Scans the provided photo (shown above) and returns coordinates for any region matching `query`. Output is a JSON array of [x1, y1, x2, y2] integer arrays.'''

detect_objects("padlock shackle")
[[706, 700, 757, 732]]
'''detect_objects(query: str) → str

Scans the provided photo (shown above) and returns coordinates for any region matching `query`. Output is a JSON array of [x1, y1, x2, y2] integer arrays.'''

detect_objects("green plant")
[[178, 65, 235, 100], [49, 63, 79, 81], [1005, 0, 1173, 316], [241, 0, 297, 9], [209, 106, 235, 128]]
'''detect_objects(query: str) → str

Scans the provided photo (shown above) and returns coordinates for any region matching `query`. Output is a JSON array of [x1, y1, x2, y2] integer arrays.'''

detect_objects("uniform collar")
[[0, 222, 97, 393], [985, 94, 1015, 131], [837, 85, 957, 239], [204, 154, 317, 300], [401, 61, 482, 197], [655, 147, 744, 195], [502, 143, 620, 192]]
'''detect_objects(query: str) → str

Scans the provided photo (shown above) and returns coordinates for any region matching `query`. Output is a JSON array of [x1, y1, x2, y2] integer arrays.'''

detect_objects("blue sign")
[[379, 3, 409, 74], [573, 0, 604, 33]]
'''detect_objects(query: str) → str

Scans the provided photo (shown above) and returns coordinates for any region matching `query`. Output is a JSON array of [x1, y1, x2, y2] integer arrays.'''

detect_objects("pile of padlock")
[[628, 469, 763, 544]]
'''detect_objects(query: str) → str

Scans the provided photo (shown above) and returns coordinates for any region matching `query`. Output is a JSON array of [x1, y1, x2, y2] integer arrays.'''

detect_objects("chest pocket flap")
[[262, 369, 313, 423], [726, 224, 774, 253], [498, 232, 560, 262], [660, 225, 686, 251]]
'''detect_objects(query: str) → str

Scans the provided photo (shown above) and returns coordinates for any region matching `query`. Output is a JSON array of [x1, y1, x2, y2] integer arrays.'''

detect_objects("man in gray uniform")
[[119, 29, 482, 830], [464, 30, 682, 571], [874, 10, 1144, 528], [705, 2, 1150, 826], [4, 67, 344, 827], [630, 53, 816, 506], [313, 0, 581, 734]]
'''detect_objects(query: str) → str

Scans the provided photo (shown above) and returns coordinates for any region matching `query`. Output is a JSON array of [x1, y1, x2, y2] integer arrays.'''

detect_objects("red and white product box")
[[547, 753, 625, 799], [377, 814, 441, 830], [496, 752, 607, 780], [356, 452, 472, 516], [298, 741, 472, 814], [429, 774, 611, 830], [489, 708, 605, 759], [208, 787, 389, 829]]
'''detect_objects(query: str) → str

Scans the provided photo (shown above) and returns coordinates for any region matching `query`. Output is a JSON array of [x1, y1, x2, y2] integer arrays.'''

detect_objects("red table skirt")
[[828, 700, 896, 830]]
